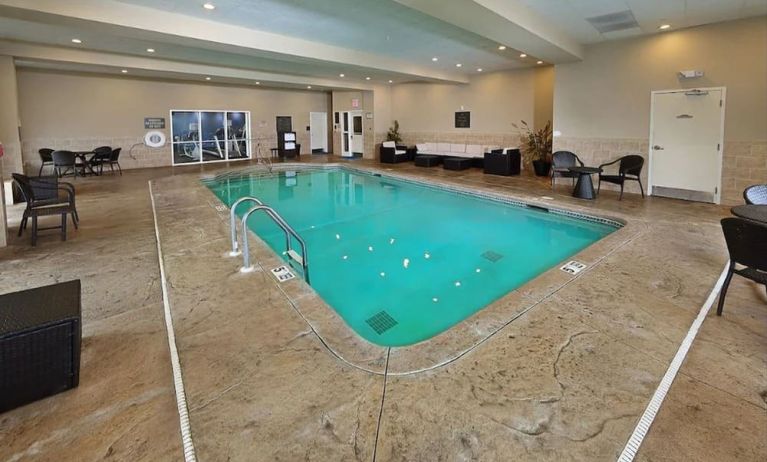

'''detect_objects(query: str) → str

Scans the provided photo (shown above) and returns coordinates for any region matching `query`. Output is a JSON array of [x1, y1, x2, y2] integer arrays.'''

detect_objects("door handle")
[[653, 145, 664, 150]]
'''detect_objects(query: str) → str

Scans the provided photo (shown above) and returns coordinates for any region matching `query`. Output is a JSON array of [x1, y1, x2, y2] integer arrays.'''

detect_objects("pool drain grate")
[[366, 311, 398, 334], [481, 250, 504, 262]]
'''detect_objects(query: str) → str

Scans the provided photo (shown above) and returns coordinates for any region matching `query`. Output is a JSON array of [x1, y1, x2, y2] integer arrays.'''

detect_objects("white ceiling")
[[517, 0, 767, 44], [0, 0, 764, 89]]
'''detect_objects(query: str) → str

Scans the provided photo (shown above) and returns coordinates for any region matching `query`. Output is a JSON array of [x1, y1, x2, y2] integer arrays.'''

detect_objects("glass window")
[[226, 112, 249, 159], [171, 110, 251, 165], [171, 111, 200, 164], [201, 111, 226, 162]]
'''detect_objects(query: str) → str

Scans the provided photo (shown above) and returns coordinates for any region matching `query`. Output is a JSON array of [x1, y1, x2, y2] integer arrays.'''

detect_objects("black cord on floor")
[[372, 348, 391, 462]]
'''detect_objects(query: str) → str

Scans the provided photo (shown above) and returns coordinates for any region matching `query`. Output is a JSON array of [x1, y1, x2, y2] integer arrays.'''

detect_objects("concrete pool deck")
[[0, 156, 764, 461]]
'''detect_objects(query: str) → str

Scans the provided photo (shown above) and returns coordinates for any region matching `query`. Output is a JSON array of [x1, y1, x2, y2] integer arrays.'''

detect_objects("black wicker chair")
[[744, 184, 767, 205], [380, 141, 411, 164], [38, 148, 54, 176], [717, 217, 767, 315], [52, 150, 82, 178], [551, 151, 583, 189], [598, 155, 645, 200], [12, 173, 78, 246], [87, 146, 112, 175]]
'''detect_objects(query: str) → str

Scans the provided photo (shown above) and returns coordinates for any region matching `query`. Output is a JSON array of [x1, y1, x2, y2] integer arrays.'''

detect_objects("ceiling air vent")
[[586, 10, 639, 33]]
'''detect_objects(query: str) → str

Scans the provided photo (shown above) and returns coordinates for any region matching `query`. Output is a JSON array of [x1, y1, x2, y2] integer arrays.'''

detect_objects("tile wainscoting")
[[554, 137, 767, 205], [19, 130, 314, 174]]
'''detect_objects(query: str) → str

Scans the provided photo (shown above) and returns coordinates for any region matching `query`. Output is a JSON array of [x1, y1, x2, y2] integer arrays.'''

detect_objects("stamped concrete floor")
[[0, 156, 764, 462]]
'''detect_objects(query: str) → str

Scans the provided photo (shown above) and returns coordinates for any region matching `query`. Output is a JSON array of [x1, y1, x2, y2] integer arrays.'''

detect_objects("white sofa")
[[415, 142, 509, 159]]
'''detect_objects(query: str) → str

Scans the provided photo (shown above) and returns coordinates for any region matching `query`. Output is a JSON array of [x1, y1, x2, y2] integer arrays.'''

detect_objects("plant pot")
[[532, 160, 551, 177]]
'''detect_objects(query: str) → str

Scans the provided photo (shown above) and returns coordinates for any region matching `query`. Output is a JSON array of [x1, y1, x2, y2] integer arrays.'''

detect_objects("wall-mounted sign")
[[454, 111, 471, 128], [144, 117, 165, 129], [351, 98, 360, 108]]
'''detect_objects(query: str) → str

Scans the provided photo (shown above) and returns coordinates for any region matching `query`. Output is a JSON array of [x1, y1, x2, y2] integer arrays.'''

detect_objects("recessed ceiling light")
[[432, 57, 438, 62], [477, 68, 483, 72], [146, 48, 155, 53], [536, 60, 543, 65], [659, 24, 671, 30], [498, 45, 506, 50], [456, 63, 462, 67], [388, 80, 393, 84], [339, 73, 345, 77], [307, 85, 312, 89], [203, 2, 215, 10], [205, 76, 211, 80], [121, 69, 128, 73], [71, 38, 82, 44], [519, 53, 527, 58], [365, 76, 371, 80], [255, 81, 260, 85]]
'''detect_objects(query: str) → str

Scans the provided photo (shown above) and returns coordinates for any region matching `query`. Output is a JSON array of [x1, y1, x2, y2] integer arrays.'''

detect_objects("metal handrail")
[[228, 196, 263, 256], [240, 204, 310, 283]]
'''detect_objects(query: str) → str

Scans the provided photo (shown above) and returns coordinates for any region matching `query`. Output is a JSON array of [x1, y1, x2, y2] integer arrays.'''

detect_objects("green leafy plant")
[[512, 120, 552, 162], [386, 120, 403, 143]]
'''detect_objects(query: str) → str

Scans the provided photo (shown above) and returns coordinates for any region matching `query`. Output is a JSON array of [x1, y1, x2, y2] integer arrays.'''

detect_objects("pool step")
[[286, 249, 304, 266]]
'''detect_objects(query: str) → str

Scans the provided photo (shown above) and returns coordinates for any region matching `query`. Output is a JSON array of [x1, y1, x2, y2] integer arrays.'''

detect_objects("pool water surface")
[[206, 168, 617, 346]]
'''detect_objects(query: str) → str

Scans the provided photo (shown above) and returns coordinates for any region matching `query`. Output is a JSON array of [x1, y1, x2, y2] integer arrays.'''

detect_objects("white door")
[[350, 111, 364, 155], [649, 88, 725, 203], [309, 112, 328, 153], [341, 112, 352, 157]]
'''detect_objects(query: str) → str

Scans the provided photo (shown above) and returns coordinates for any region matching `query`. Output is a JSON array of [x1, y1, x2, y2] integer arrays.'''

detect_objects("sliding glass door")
[[170, 110, 251, 166]]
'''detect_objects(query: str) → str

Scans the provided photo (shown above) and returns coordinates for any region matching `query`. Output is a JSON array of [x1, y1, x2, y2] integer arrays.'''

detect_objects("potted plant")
[[386, 120, 403, 143], [512, 120, 552, 176]]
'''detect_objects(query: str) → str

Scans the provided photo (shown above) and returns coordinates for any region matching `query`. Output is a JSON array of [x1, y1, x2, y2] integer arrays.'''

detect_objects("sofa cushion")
[[395, 150, 406, 155], [437, 142, 451, 152], [416, 143, 431, 152], [383, 141, 396, 148], [450, 143, 466, 153], [465, 144, 483, 156]]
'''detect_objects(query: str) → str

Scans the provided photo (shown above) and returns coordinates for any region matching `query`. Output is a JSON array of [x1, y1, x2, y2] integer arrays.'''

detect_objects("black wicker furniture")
[[443, 157, 473, 171], [551, 151, 584, 189], [415, 155, 441, 167], [717, 217, 767, 315], [744, 184, 767, 205], [0, 280, 81, 413], [380, 141, 412, 163], [569, 166, 602, 200], [484, 148, 521, 176], [12, 173, 78, 246], [597, 155, 646, 200], [38, 148, 54, 176]]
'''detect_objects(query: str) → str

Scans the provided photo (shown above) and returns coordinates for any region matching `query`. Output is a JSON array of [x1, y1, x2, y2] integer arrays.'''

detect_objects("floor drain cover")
[[481, 251, 504, 262], [366, 311, 398, 334]]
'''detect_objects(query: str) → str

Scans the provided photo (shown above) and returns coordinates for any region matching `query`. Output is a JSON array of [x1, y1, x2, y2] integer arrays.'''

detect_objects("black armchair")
[[12, 174, 79, 246], [38, 148, 54, 176], [551, 151, 583, 189], [88, 146, 112, 174], [717, 217, 767, 315], [380, 141, 411, 164], [744, 184, 767, 205], [484, 148, 521, 176], [597, 155, 645, 200]]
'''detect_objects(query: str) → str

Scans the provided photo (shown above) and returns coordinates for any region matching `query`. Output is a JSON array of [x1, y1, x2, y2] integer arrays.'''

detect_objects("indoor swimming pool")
[[205, 168, 618, 347]]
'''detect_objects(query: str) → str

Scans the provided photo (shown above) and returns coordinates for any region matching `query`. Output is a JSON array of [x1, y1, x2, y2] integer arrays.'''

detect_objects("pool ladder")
[[229, 197, 310, 283]]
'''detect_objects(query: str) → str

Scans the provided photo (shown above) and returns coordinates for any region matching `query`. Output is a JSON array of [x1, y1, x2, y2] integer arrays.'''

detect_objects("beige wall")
[[553, 16, 767, 203], [533, 66, 554, 130], [17, 69, 331, 172]]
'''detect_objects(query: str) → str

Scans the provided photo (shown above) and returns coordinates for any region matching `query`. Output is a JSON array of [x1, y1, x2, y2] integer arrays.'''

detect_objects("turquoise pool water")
[[206, 168, 617, 347]]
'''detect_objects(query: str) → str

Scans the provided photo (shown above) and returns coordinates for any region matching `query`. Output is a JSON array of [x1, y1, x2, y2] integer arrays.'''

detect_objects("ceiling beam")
[[0, 40, 374, 91], [0, 0, 470, 84], [394, 0, 583, 62]]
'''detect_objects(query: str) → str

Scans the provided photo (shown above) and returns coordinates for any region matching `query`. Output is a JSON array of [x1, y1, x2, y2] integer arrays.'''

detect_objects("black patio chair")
[[744, 184, 767, 205], [52, 150, 81, 178], [551, 151, 583, 189], [598, 155, 645, 200], [12, 173, 78, 246], [38, 148, 54, 176], [102, 147, 123, 175], [717, 217, 767, 315], [88, 146, 113, 175]]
